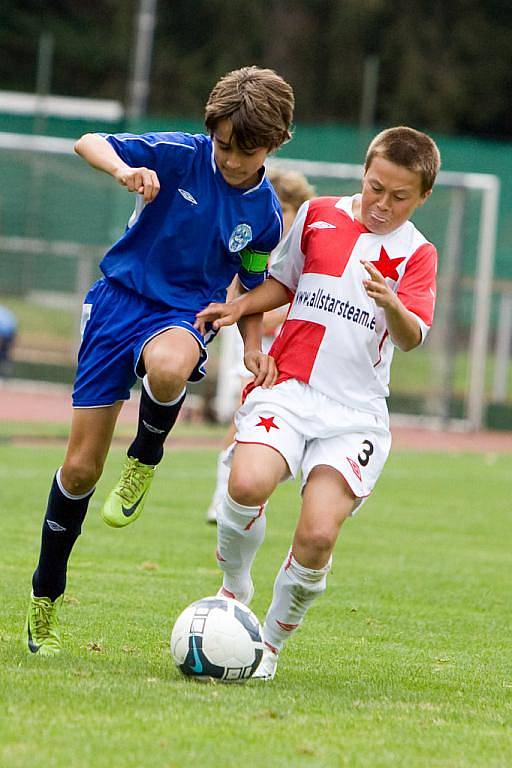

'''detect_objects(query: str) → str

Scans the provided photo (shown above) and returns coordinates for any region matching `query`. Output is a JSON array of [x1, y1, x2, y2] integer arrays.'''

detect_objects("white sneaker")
[[216, 581, 254, 606], [252, 644, 278, 681]]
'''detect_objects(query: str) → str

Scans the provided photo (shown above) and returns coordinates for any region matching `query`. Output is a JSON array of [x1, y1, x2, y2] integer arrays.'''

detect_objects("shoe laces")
[[117, 459, 153, 503], [32, 598, 59, 642]]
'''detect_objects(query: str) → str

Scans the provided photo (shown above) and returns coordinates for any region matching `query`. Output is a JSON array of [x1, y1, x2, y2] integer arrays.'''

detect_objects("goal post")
[[0, 133, 501, 429]]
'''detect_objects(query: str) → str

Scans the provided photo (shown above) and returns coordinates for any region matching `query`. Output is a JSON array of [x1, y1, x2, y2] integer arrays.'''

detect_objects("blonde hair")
[[204, 66, 294, 152], [365, 126, 441, 193], [267, 168, 315, 212]]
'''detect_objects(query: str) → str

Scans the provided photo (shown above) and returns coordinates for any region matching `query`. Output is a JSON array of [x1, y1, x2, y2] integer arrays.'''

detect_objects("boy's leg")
[[102, 328, 200, 527], [256, 465, 356, 679], [25, 404, 121, 655], [216, 443, 287, 604]]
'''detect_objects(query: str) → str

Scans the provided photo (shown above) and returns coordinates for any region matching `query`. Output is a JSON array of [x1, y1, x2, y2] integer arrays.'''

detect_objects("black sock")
[[128, 379, 186, 466], [32, 472, 93, 601]]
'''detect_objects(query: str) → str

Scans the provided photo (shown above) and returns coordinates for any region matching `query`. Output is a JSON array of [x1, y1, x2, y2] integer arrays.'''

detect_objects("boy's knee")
[[294, 527, 336, 563], [228, 468, 270, 507], [61, 457, 103, 495]]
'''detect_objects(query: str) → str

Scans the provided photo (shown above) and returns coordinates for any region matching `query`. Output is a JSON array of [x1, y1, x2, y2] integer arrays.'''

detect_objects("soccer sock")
[[262, 550, 332, 653], [32, 468, 94, 601], [128, 375, 186, 466], [216, 492, 267, 600], [211, 447, 232, 508]]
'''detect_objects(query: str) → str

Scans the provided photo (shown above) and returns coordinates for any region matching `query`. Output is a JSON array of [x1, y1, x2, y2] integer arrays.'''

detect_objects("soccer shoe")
[[252, 643, 278, 681], [101, 457, 155, 528], [23, 593, 63, 656], [216, 581, 254, 606]]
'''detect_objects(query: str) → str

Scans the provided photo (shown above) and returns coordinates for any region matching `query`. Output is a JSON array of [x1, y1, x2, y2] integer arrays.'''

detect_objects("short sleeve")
[[237, 186, 283, 290], [268, 201, 309, 294], [397, 242, 437, 342], [101, 131, 197, 177]]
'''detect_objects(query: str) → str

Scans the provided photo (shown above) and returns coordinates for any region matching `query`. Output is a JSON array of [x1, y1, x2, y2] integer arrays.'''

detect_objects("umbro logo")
[[47, 520, 66, 532], [142, 420, 165, 434], [178, 188, 198, 205], [308, 221, 336, 229]]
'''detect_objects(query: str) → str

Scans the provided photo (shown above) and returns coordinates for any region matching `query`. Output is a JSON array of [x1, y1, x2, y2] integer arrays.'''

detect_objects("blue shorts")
[[72, 278, 212, 407]]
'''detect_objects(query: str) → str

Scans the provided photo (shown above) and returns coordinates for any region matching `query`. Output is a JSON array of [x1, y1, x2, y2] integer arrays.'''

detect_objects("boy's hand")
[[195, 301, 242, 335], [114, 166, 160, 203], [244, 351, 278, 389], [361, 261, 397, 309]]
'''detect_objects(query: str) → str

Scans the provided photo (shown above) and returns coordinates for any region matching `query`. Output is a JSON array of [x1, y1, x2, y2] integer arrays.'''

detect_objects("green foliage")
[[1, 1, 512, 138], [1, 443, 511, 767]]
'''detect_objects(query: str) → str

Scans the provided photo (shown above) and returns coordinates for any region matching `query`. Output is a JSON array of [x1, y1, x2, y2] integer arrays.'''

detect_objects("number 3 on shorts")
[[358, 439, 374, 467]]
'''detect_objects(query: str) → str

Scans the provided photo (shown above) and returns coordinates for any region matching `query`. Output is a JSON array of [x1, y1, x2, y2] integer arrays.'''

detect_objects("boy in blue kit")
[[23, 66, 294, 655]]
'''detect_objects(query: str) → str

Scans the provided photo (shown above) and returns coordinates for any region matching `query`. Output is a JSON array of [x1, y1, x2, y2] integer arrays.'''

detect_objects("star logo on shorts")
[[371, 246, 405, 280], [256, 415, 279, 433]]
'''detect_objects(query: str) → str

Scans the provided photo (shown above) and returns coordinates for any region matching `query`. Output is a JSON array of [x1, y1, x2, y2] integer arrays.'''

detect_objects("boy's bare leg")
[[61, 403, 123, 494]]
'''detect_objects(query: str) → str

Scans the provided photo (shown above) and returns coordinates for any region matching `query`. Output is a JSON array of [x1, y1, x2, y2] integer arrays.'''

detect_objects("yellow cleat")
[[101, 456, 155, 528], [23, 593, 63, 656]]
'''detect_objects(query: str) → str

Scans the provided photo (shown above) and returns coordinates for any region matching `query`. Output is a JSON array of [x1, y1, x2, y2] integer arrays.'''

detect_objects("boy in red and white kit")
[[195, 126, 441, 680]]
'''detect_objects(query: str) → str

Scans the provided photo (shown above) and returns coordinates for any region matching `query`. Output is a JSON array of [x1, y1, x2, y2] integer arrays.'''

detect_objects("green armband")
[[240, 247, 269, 273]]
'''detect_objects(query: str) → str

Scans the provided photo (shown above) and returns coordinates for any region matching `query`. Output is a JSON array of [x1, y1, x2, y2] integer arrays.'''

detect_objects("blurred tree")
[[0, 0, 511, 138]]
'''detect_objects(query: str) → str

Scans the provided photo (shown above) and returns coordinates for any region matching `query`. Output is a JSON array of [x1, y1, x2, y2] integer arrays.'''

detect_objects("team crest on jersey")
[[178, 188, 198, 205], [229, 223, 252, 252]]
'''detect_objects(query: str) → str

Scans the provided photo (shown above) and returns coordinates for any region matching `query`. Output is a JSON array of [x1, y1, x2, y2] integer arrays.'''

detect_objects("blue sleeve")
[[238, 194, 283, 290], [101, 131, 197, 178]]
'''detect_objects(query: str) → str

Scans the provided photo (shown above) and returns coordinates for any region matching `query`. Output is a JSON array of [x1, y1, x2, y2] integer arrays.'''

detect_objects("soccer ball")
[[170, 596, 264, 682]]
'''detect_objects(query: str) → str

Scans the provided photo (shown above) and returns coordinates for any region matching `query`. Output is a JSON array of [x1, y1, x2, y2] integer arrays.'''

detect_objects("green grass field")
[[1, 440, 511, 767]]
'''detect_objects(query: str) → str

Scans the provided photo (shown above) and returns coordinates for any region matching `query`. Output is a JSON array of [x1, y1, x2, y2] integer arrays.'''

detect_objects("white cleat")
[[216, 582, 254, 606], [252, 644, 278, 681]]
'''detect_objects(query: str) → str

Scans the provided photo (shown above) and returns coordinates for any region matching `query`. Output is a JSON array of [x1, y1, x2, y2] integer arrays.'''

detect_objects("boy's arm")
[[362, 261, 422, 351], [195, 277, 290, 332], [74, 133, 160, 203]]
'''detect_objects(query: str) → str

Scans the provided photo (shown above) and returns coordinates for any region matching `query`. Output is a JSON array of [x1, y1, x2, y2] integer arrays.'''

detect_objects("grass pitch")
[[1, 441, 511, 767]]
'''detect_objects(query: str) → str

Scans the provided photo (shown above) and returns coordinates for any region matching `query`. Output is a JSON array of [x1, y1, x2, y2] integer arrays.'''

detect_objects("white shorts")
[[234, 379, 391, 503]]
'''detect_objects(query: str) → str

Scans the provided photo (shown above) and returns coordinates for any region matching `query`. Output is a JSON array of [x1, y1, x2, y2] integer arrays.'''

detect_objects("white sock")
[[263, 550, 332, 653], [211, 447, 231, 509], [216, 492, 267, 600]]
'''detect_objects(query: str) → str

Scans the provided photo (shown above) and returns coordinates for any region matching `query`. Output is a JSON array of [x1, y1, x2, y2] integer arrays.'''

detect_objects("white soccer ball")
[[170, 596, 264, 682]]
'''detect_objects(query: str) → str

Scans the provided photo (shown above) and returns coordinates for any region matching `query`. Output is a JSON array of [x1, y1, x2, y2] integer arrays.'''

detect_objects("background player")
[[23, 66, 294, 655], [196, 126, 441, 680], [0, 304, 17, 378], [205, 167, 315, 523]]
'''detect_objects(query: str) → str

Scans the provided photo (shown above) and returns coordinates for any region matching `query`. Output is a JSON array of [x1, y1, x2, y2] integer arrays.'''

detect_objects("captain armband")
[[240, 247, 270, 274]]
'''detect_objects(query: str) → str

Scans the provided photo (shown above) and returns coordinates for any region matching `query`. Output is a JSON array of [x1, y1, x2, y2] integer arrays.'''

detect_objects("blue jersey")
[[99, 131, 283, 310]]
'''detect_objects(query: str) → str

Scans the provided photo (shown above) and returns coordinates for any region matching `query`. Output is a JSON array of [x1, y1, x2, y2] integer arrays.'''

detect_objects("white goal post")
[[0, 133, 500, 430]]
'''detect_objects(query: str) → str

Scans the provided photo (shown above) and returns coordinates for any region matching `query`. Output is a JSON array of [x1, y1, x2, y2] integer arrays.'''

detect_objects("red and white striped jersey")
[[268, 195, 437, 417]]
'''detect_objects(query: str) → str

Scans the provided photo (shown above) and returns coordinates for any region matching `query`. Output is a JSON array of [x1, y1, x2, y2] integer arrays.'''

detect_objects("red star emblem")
[[371, 246, 405, 280], [256, 415, 279, 433]]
